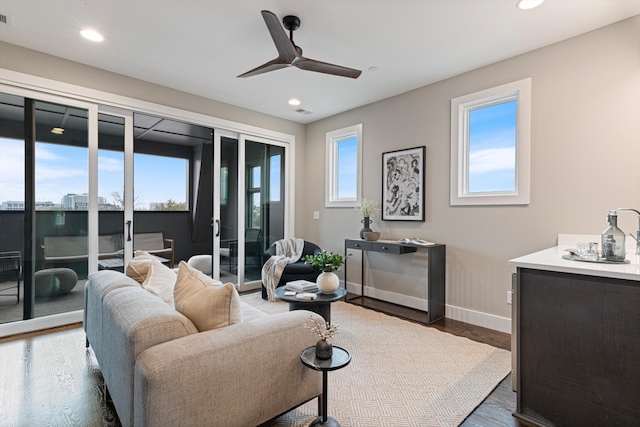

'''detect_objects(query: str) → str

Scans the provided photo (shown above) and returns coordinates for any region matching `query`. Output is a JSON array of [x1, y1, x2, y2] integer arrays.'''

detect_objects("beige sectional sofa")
[[84, 269, 322, 427]]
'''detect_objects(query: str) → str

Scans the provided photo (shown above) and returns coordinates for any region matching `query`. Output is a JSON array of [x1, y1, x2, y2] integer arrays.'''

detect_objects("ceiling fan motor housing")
[[282, 15, 300, 31]]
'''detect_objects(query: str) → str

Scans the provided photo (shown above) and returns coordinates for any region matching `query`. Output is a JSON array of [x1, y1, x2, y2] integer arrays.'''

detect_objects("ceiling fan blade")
[[237, 58, 290, 78], [261, 10, 297, 62], [295, 57, 362, 79]]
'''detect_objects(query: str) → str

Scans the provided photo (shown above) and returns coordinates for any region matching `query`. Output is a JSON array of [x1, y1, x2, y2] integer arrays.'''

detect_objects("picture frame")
[[382, 146, 425, 221]]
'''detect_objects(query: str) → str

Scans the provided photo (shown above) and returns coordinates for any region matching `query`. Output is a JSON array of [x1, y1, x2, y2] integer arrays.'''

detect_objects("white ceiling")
[[1, 1, 639, 124]]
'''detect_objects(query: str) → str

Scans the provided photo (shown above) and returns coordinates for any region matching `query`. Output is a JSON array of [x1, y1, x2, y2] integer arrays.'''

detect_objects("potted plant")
[[303, 250, 347, 294], [304, 314, 340, 359], [354, 199, 380, 239]]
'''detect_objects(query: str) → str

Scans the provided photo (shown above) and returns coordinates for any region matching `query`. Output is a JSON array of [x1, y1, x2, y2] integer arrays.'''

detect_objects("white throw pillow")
[[173, 261, 242, 331], [141, 258, 177, 305]]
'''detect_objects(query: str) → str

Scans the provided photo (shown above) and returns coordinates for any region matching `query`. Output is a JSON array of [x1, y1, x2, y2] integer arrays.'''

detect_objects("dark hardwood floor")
[[0, 294, 533, 427]]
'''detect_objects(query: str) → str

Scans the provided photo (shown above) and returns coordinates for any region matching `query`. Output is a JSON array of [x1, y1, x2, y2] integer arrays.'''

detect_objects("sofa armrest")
[[134, 310, 323, 427]]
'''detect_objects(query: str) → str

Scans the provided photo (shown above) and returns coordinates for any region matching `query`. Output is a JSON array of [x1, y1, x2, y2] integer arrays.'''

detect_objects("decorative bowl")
[[363, 231, 381, 241]]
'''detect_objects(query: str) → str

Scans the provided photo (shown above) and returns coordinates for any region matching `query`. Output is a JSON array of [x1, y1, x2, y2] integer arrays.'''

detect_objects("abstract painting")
[[382, 146, 425, 221]]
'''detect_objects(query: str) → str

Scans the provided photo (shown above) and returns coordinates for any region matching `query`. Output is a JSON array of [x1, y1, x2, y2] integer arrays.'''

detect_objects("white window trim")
[[325, 123, 363, 208], [450, 78, 531, 206]]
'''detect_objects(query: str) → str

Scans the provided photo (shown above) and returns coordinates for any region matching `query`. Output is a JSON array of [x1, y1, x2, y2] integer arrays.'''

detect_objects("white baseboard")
[[345, 282, 511, 334], [445, 305, 511, 334], [0, 310, 83, 339]]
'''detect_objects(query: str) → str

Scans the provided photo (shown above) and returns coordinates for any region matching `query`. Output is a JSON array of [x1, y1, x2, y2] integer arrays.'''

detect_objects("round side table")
[[275, 287, 346, 325], [300, 345, 351, 427]]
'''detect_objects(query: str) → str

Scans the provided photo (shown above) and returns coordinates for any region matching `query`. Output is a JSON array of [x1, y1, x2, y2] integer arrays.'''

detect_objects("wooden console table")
[[344, 239, 446, 324]]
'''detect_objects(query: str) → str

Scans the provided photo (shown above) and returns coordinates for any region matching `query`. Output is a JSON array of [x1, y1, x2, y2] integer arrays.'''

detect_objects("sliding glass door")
[[0, 77, 294, 335], [0, 89, 97, 327], [213, 131, 287, 290]]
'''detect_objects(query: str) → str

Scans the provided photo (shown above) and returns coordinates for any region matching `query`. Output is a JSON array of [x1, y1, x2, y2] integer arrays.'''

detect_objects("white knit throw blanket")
[[261, 238, 305, 301]]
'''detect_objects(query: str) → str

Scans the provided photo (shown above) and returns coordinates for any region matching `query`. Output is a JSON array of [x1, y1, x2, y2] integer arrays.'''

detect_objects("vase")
[[316, 271, 339, 294], [315, 339, 333, 359], [360, 216, 372, 239]]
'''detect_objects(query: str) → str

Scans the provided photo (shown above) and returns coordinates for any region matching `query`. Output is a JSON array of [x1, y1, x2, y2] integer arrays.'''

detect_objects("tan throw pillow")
[[141, 258, 177, 305], [126, 250, 155, 283], [174, 261, 242, 331]]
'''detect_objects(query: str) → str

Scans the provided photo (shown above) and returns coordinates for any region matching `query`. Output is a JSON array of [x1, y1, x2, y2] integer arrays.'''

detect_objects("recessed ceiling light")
[[368, 66, 378, 72], [80, 29, 104, 42], [288, 99, 301, 106], [516, 0, 544, 10], [51, 127, 64, 135]]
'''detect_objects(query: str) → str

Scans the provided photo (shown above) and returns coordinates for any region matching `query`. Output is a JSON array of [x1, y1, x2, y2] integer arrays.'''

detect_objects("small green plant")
[[303, 250, 348, 273], [304, 315, 340, 341]]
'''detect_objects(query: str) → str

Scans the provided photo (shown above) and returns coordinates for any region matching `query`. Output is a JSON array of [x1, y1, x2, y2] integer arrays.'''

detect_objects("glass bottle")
[[602, 210, 626, 261]]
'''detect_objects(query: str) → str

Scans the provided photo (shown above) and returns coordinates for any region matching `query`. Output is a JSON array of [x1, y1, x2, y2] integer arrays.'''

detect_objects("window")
[[450, 78, 531, 205], [326, 123, 362, 207], [269, 154, 281, 202], [134, 153, 188, 210]]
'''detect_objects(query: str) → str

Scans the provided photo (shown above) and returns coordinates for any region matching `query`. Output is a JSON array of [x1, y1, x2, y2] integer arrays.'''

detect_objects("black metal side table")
[[300, 345, 351, 427], [275, 287, 347, 325]]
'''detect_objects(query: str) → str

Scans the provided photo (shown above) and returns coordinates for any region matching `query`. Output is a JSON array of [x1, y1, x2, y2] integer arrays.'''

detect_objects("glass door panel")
[[218, 136, 239, 282], [34, 100, 89, 318], [0, 92, 94, 325], [244, 140, 285, 283], [98, 113, 126, 272], [0, 93, 26, 324]]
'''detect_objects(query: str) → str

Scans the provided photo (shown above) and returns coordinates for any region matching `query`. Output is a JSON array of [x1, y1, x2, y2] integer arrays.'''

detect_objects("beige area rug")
[[241, 292, 511, 427]]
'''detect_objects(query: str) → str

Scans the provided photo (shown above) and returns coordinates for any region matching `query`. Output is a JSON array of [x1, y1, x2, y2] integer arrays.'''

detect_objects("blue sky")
[[0, 137, 187, 208], [337, 137, 357, 198], [468, 100, 517, 193]]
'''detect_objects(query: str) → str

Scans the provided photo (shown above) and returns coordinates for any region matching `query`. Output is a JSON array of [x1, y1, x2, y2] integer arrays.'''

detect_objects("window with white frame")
[[450, 78, 531, 206], [325, 124, 362, 207]]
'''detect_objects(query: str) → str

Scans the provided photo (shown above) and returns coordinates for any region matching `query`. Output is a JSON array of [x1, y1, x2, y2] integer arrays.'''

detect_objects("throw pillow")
[[174, 261, 242, 331], [141, 258, 178, 305], [126, 250, 155, 284]]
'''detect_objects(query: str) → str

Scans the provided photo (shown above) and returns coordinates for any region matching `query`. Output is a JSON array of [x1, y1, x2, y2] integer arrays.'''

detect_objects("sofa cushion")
[[141, 259, 177, 305], [174, 261, 242, 331], [126, 250, 155, 283]]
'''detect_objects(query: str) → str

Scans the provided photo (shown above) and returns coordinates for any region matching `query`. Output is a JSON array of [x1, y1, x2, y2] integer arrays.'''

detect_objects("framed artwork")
[[382, 146, 425, 221]]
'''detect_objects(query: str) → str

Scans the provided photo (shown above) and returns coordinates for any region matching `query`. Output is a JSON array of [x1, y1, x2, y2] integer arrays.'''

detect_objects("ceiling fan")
[[238, 10, 362, 79]]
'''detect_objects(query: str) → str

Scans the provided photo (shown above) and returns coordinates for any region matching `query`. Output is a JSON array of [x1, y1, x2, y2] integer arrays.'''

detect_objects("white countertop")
[[508, 234, 640, 282]]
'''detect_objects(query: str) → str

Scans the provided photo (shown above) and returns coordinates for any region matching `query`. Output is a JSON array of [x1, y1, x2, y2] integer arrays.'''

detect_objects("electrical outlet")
[[313, 211, 320, 220], [507, 290, 513, 305]]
